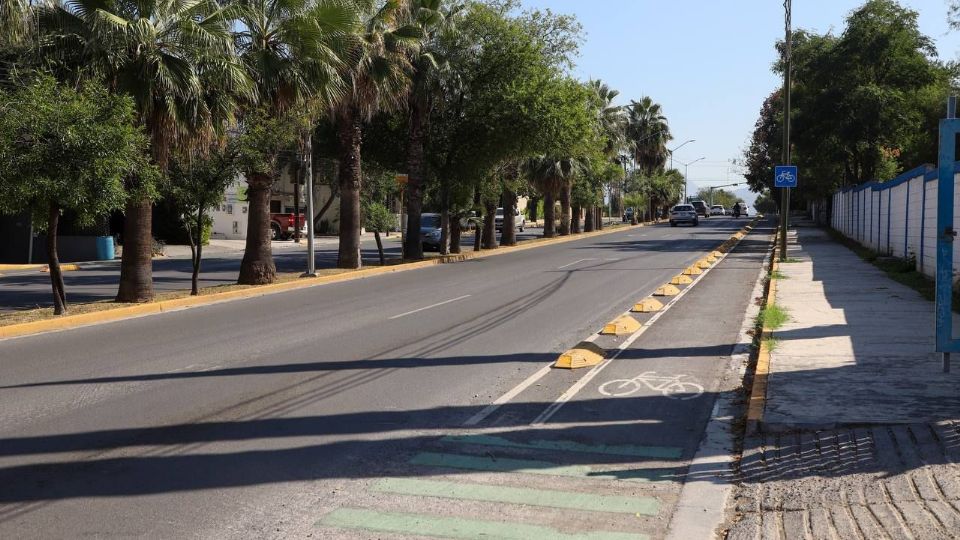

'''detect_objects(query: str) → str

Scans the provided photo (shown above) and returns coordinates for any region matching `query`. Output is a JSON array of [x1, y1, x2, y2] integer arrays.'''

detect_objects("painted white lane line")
[[556, 258, 597, 270], [529, 244, 738, 426], [388, 295, 471, 320], [462, 364, 553, 426]]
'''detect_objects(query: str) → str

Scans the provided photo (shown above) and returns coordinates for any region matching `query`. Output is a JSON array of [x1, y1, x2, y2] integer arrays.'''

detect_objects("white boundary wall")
[[830, 164, 960, 278]]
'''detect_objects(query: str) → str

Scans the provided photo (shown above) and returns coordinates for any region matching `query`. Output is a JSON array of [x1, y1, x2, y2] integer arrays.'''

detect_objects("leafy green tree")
[[363, 201, 394, 265], [627, 96, 672, 176], [0, 77, 148, 314], [403, 0, 463, 259], [168, 143, 241, 295], [696, 187, 738, 209], [332, 1, 422, 269], [234, 0, 359, 282], [39, 0, 244, 303]]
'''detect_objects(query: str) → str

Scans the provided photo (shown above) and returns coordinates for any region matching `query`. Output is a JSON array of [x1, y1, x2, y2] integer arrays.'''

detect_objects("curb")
[[745, 228, 780, 434], [0, 222, 644, 341]]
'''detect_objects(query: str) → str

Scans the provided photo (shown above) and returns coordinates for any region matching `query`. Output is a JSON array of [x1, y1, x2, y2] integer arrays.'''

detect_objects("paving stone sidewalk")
[[726, 224, 960, 539]]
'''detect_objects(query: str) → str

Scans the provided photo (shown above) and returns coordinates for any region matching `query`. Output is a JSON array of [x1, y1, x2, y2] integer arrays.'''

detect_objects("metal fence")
[[830, 163, 960, 278]]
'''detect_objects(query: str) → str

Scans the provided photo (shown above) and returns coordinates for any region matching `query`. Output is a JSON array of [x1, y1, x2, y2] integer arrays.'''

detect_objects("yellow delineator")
[[670, 274, 693, 285], [632, 297, 664, 313], [555, 341, 606, 369], [601, 315, 642, 336], [682, 266, 702, 276], [654, 283, 681, 296]]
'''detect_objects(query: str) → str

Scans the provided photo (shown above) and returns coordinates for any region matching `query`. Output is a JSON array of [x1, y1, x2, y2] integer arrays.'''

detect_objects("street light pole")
[[780, 0, 792, 261], [669, 139, 695, 171], [675, 156, 705, 202]]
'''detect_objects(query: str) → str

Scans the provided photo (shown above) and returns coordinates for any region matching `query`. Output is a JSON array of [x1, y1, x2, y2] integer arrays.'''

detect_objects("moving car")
[[710, 205, 726, 216], [420, 213, 443, 251], [494, 207, 525, 232], [670, 204, 699, 227], [689, 200, 710, 218]]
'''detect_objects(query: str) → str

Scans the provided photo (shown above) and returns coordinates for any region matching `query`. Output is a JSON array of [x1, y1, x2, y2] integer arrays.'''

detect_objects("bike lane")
[[311, 222, 775, 539]]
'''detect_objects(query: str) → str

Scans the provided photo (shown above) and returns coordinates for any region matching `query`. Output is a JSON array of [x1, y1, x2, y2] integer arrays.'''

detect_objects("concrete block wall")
[[830, 163, 960, 279]]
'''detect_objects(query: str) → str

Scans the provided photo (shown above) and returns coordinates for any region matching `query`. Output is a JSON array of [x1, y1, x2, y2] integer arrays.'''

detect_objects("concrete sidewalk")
[[763, 225, 960, 429], [726, 223, 960, 540]]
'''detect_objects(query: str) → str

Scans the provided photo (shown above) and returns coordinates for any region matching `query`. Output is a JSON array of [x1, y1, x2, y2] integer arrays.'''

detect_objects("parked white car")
[[494, 207, 525, 232]]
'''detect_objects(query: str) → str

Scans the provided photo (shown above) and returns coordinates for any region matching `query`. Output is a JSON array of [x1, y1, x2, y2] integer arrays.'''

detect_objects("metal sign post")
[[935, 96, 960, 372]]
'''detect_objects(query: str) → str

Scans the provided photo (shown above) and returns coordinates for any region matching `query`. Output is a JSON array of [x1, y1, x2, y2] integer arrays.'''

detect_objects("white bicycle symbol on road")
[[598, 371, 704, 400]]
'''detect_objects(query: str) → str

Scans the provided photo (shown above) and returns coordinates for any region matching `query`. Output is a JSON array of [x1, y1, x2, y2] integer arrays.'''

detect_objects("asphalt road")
[[0, 216, 773, 539], [0, 227, 545, 311]]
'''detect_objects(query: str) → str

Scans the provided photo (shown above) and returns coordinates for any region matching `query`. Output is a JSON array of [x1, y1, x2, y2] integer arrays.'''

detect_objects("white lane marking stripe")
[[462, 364, 553, 426], [556, 258, 596, 269], [530, 246, 736, 426], [389, 295, 472, 320]]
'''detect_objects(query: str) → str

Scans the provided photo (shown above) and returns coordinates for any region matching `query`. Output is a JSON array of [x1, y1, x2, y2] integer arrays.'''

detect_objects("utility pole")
[[779, 0, 792, 261]]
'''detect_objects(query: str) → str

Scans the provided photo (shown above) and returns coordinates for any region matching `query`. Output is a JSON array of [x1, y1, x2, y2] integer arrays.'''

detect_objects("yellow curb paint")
[[632, 297, 664, 313], [555, 341, 606, 369], [600, 315, 642, 336], [653, 283, 681, 296], [746, 232, 779, 430], [670, 274, 693, 285], [0, 223, 645, 340], [40, 264, 80, 273], [0, 263, 45, 271], [682, 266, 702, 276]]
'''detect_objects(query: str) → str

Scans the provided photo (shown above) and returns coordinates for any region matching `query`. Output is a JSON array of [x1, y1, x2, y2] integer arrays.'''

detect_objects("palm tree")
[[527, 156, 581, 238], [233, 0, 359, 283], [40, 0, 241, 302], [404, 0, 461, 259], [627, 96, 672, 176], [589, 80, 627, 222], [332, 0, 421, 269]]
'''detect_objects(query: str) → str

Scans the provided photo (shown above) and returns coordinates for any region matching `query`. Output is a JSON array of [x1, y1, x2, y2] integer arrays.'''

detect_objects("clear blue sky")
[[520, 0, 960, 203]]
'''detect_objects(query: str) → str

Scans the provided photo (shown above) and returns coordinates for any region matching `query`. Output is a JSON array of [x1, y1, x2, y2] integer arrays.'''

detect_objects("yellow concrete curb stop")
[[682, 266, 702, 276], [653, 283, 681, 296], [600, 315, 642, 336], [632, 297, 664, 313], [554, 341, 606, 369], [670, 274, 693, 286]]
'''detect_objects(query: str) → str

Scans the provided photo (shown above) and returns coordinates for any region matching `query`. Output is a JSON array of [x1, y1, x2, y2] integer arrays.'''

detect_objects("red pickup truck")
[[270, 213, 308, 240]]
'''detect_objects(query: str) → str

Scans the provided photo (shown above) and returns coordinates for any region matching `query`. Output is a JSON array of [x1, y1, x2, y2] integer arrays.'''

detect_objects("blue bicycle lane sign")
[[774, 165, 798, 188]]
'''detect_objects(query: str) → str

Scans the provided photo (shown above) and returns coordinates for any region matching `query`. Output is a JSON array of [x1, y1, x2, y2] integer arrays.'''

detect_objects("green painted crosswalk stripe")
[[409, 452, 676, 482], [442, 434, 683, 459], [318, 507, 649, 540], [373, 478, 660, 515]]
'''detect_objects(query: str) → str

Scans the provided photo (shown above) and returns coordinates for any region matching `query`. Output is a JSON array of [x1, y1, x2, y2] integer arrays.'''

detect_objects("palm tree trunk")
[[449, 217, 461, 254], [543, 192, 556, 238], [337, 111, 363, 269], [482, 200, 498, 249], [404, 99, 426, 260], [116, 197, 154, 302], [47, 202, 67, 315], [439, 181, 450, 255], [584, 205, 595, 232], [238, 172, 277, 284], [528, 196, 539, 225], [501, 188, 518, 246], [571, 203, 581, 234], [559, 181, 571, 236]]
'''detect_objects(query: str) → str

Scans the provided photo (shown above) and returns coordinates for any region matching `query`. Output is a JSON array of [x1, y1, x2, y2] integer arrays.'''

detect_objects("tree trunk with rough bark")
[[482, 200, 498, 249], [337, 111, 363, 269], [584, 205, 595, 232], [439, 182, 450, 256], [238, 172, 277, 284], [404, 98, 426, 260], [543, 192, 556, 238], [374, 231, 385, 265], [558, 181, 571, 236], [571, 204, 581, 234], [189, 209, 204, 295], [596, 207, 604, 230], [116, 197, 154, 302], [47, 203, 66, 314], [501, 189, 518, 246], [450, 219, 461, 253]]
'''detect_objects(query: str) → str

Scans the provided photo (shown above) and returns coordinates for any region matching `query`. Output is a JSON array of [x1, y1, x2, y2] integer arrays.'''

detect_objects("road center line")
[[388, 295, 471, 320], [556, 258, 596, 269]]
